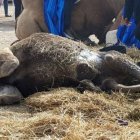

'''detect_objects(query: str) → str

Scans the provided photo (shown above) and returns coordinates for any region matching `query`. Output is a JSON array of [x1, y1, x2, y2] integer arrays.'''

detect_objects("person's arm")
[[123, 0, 134, 21], [134, 0, 140, 24]]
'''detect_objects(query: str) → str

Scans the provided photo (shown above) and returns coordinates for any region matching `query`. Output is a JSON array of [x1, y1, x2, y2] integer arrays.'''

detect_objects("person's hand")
[[121, 17, 130, 26]]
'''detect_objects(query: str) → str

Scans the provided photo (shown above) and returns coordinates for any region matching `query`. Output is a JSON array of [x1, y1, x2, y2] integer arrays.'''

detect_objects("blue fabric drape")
[[117, 8, 140, 49], [44, 0, 65, 36]]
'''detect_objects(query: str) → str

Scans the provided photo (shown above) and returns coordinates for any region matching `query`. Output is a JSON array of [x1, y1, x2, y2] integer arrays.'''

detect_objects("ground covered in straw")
[[0, 7, 140, 140], [0, 88, 140, 139]]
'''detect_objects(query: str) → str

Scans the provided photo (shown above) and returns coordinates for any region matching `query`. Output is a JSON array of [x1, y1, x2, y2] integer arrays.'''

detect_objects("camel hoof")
[[77, 79, 101, 93], [0, 85, 23, 105]]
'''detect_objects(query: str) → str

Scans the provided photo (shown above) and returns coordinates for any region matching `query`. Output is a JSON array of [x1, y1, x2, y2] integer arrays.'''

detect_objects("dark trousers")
[[124, 0, 140, 24], [134, 0, 140, 40], [124, 0, 140, 41], [64, 0, 75, 30], [13, 0, 22, 19], [135, 24, 140, 41], [3, 0, 8, 16]]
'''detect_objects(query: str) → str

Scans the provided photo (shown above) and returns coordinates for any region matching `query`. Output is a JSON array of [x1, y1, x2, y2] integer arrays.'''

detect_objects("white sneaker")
[[64, 30, 74, 40], [75, 0, 80, 4]]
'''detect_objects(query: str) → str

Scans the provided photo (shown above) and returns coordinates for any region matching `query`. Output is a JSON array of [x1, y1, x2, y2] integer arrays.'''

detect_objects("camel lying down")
[[0, 33, 140, 105]]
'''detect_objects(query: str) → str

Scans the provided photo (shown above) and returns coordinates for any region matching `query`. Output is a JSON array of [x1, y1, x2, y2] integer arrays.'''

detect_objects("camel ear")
[[76, 63, 96, 81]]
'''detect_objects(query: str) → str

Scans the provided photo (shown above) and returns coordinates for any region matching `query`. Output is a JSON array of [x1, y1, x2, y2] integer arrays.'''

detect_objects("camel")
[[16, 0, 125, 43], [0, 33, 140, 105]]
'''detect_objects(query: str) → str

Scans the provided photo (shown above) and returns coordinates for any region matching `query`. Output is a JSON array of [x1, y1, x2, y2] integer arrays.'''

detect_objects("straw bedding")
[[0, 87, 139, 139]]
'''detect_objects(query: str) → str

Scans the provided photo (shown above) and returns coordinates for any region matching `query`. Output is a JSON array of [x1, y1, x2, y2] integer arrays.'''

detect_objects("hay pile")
[[0, 88, 139, 139]]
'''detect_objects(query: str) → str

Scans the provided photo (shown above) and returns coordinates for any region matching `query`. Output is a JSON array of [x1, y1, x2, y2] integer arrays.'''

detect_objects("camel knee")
[[0, 48, 19, 78], [101, 78, 117, 92]]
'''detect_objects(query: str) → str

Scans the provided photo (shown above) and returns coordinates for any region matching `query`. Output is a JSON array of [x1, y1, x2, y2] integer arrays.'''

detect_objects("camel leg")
[[101, 78, 140, 93], [0, 48, 19, 78], [0, 85, 23, 105], [77, 79, 101, 93]]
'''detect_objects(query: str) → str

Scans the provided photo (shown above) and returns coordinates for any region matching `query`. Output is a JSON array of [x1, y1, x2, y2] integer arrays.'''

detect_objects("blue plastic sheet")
[[44, 0, 65, 36]]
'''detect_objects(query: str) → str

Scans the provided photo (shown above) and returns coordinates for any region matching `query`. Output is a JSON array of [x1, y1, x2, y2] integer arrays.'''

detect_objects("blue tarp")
[[117, 9, 140, 49], [44, 0, 65, 36]]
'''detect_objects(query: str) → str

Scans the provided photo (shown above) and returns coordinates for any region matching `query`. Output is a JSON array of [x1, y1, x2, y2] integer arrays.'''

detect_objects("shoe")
[[84, 38, 97, 46], [99, 45, 127, 54], [75, 0, 80, 4], [64, 30, 74, 40], [5, 15, 12, 17]]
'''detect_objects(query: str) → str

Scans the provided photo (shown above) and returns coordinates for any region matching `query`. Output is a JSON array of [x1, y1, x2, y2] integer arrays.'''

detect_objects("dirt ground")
[[0, 4, 32, 138], [0, 4, 17, 48], [0, 4, 140, 140]]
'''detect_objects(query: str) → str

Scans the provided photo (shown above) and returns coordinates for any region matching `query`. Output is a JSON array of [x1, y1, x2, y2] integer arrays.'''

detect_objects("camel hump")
[[11, 33, 89, 64]]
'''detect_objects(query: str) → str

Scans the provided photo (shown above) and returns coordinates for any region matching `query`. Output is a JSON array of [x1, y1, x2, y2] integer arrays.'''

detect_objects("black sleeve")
[[64, 0, 75, 30], [123, 0, 134, 20], [134, 0, 140, 24]]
